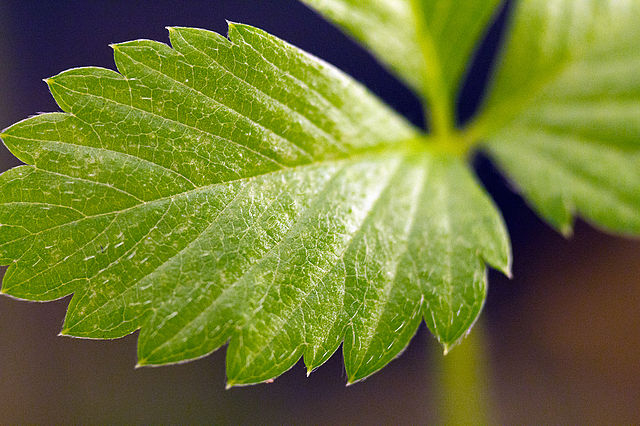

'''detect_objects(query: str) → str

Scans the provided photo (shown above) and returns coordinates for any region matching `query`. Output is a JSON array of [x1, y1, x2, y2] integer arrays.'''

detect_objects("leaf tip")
[[345, 373, 365, 386], [225, 20, 242, 35], [58, 328, 70, 337], [442, 343, 451, 356], [440, 328, 472, 355], [559, 223, 574, 238], [503, 261, 513, 279], [493, 255, 513, 279], [225, 381, 235, 390]]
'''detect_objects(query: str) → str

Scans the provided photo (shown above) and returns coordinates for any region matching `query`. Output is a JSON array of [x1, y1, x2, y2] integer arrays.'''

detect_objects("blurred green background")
[[1, 1, 639, 423]]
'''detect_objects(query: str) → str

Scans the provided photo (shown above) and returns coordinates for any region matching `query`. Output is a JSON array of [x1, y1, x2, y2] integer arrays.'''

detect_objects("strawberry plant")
[[1, 0, 639, 388]]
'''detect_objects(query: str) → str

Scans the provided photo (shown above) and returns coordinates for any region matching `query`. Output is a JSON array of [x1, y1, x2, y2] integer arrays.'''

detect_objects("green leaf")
[[409, 0, 503, 97], [0, 24, 509, 385], [474, 0, 640, 235], [300, 0, 502, 133]]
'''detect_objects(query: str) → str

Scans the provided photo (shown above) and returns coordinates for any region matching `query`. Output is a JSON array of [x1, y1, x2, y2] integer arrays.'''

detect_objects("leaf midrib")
[[0, 139, 423, 286], [347, 153, 426, 379]]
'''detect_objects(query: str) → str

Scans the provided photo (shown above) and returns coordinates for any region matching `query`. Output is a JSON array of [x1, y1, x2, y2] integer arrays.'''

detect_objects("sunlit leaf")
[[0, 23, 509, 386]]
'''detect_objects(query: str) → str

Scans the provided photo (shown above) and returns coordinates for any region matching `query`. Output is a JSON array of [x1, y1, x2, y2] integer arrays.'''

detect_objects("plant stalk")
[[432, 323, 492, 424]]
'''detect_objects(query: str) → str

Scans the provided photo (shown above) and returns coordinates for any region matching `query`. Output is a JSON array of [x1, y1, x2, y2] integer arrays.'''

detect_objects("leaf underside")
[[0, 23, 509, 385]]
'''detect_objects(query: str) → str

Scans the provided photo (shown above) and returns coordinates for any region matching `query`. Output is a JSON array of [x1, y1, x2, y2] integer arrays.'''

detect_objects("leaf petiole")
[[409, 0, 455, 139]]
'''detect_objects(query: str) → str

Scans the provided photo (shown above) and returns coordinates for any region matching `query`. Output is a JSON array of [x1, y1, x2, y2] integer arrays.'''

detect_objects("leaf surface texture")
[[0, 24, 509, 385]]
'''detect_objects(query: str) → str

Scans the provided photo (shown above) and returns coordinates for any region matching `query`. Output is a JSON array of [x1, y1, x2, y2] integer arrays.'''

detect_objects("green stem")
[[408, 1, 482, 159], [409, 0, 454, 139], [433, 323, 492, 424]]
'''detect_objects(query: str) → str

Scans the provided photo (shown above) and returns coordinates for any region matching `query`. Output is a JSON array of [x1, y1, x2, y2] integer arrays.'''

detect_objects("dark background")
[[1, 1, 639, 423]]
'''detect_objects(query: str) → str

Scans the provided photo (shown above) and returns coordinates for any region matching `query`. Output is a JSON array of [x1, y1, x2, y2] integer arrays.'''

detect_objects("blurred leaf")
[[475, 0, 640, 234], [300, 0, 501, 102]]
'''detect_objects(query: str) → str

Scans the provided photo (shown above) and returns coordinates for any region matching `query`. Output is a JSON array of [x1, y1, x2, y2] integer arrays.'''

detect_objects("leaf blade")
[[0, 24, 509, 385], [477, 0, 640, 234]]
